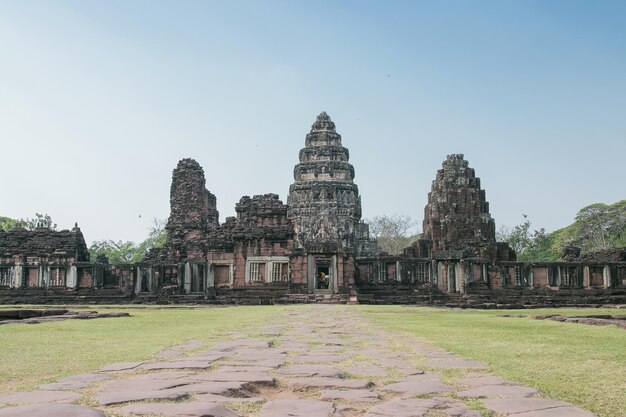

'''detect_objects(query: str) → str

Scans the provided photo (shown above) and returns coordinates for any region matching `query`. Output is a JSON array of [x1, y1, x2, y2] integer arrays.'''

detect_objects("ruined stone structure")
[[1, 112, 625, 306]]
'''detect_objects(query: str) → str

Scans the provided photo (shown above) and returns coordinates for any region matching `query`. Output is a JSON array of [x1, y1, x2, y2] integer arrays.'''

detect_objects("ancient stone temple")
[[1, 112, 625, 306]]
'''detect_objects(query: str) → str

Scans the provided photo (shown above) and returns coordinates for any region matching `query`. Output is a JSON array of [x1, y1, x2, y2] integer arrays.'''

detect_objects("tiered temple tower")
[[287, 112, 364, 252], [422, 154, 514, 261], [150, 158, 220, 261]]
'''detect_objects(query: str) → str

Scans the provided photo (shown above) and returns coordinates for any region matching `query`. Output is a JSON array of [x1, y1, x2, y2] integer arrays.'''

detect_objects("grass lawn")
[[0, 305, 277, 393], [360, 306, 626, 417]]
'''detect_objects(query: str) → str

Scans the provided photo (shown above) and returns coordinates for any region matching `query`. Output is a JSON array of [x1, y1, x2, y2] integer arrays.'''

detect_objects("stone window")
[[0, 267, 12, 286], [415, 263, 430, 283], [50, 267, 66, 286], [560, 266, 580, 287], [248, 262, 265, 282], [270, 262, 289, 282], [162, 265, 178, 285]]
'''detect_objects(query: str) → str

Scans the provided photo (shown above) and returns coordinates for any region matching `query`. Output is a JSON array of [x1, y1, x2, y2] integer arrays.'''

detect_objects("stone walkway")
[[0, 305, 596, 417]]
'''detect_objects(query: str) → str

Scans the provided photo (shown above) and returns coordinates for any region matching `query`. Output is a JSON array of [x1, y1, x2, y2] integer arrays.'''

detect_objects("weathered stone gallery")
[[1, 113, 625, 306]]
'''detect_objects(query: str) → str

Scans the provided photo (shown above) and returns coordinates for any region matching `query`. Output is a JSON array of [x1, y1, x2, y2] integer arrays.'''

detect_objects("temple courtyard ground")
[[0, 305, 624, 417]]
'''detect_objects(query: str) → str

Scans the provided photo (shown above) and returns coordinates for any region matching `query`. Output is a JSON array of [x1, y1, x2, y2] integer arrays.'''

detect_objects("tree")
[[0, 213, 57, 231], [88, 218, 167, 263], [0, 216, 18, 232], [366, 214, 419, 255], [497, 215, 557, 261]]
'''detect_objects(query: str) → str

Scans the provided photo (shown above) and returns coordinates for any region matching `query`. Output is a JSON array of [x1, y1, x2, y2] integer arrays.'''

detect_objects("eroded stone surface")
[[0, 391, 81, 405], [260, 399, 334, 417], [0, 404, 104, 417], [119, 401, 238, 417], [457, 384, 538, 398]]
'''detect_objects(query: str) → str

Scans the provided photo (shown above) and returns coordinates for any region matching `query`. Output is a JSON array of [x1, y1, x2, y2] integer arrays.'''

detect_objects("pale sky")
[[1, 1, 625, 244]]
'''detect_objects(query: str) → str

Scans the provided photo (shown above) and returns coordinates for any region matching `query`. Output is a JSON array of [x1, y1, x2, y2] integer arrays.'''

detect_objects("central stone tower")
[[287, 112, 371, 293], [287, 112, 363, 252]]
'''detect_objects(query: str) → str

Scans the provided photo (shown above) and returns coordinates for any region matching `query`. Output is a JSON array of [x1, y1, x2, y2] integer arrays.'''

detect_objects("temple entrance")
[[307, 254, 338, 293], [316, 262, 330, 289]]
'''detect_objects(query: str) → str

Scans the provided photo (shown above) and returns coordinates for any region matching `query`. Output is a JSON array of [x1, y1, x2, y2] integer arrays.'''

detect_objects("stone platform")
[[0, 305, 596, 417]]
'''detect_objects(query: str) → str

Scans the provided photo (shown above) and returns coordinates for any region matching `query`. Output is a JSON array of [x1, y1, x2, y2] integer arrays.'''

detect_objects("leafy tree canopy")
[[0, 213, 57, 231], [88, 218, 166, 263], [498, 200, 626, 261]]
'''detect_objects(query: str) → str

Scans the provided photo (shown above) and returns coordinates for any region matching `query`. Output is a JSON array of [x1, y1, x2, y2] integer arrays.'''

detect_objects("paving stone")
[[260, 399, 334, 417], [218, 365, 276, 373], [119, 401, 238, 417], [193, 393, 264, 403], [58, 374, 110, 384], [345, 366, 388, 377], [457, 385, 538, 398], [0, 404, 104, 417], [100, 377, 190, 392], [374, 358, 413, 367], [320, 389, 379, 402], [364, 398, 444, 417], [95, 388, 188, 406], [191, 370, 274, 384], [275, 364, 344, 377], [291, 354, 348, 363], [482, 398, 582, 414], [383, 379, 455, 396], [39, 381, 88, 391], [223, 358, 285, 368], [287, 377, 374, 389], [0, 391, 81, 405], [142, 360, 217, 370], [175, 381, 247, 395], [98, 361, 147, 372]]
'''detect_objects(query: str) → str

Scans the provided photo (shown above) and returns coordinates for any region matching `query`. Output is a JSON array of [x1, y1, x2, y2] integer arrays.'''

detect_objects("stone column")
[[332, 255, 339, 293], [603, 265, 612, 288], [66, 266, 77, 288], [184, 262, 191, 294], [206, 264, 215, 289], [12, 264, 22, 288], [42, 266, 50, 288], [583, 266, 591, 288], [396, 261, 402, 282], [307, 255, 315, 293], [134, 267, 142, 294]]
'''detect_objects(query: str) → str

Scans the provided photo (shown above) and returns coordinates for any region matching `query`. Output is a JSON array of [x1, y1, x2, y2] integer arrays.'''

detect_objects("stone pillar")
[[307, 255, 315, 293], [332, 255, 339, 294], [66, 266, 77, 288], [396, 261, 402, 282], [134, 267, 142, 294], [42, 266, 50, 288], [603, 265, 612, 288], [583, 266, 591, 288], [207, 264, 215, 288], [12, 264, 22, 288], [184, 262, 191, 294], [147, 267, 153, 294]]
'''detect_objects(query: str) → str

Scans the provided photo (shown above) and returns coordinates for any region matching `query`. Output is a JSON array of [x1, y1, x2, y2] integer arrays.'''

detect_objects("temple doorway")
[[316, 263, 330, 289]]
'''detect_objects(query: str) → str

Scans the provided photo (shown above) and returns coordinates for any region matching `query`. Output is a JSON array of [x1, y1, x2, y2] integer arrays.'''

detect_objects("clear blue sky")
[[1, 1, 625, 244]]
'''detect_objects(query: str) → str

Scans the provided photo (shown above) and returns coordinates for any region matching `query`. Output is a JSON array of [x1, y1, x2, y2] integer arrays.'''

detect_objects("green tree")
[[0, 216, 18, 232], [88, 218, 167, 263], [366, 214, 419, 255], [0, 213, 57, 231]]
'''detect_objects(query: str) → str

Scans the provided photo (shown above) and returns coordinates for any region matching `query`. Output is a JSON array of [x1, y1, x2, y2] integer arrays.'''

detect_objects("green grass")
[[0, 305, 277, 393], [359, 306, 626, 417]]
